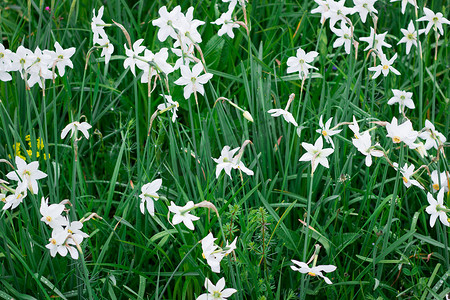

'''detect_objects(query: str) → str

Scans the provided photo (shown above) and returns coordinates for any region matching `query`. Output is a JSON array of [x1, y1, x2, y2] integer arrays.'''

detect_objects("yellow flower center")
[[392, 136, 401, 143], [322, 130, 328, 136], [1, 197, 5, 202], [51, 239, 57, 245], [46, 216, 52, 222], [58, 55, 64, 59], [382, 65, 389, 70], [407, 33, 414, 40], [432, 183, 440, 191], [402, 177, 408, 183], [68, 229, 73, 234], [307, 272, 316, 277], [213, 291, 222, 298]]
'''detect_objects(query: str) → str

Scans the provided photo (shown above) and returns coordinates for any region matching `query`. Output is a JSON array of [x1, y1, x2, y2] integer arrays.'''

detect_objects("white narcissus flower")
[[6, 156, 47, 195], [212, 10, 240, 39], [369, 53, 400, 79], [419, 120, 447, 151], [353, 0, 377, 23], [201, 233, 237, 273], [212, 146, 254, 179], [50, 42, 76, 77], [61, 121, 92, 140], [267, 108, 298, 126], [286, 48, 319, 79], [28, 46, 53, 88], [152, 6, 183, 42], [290, 260, 337, 284], [430, 170, 449, 193], [168, 201, 200, 230], [174, 62, 213, 100], [349, 115, 361, 139], [352, 131, 383, 167], [46, 227, 70, 257], [397, 20, 418, 55], [323, 0, 355, 29], [385, 117, 418, 147], [96, 38, 114, 65], [417, 7, 450, 36], [212, 146, 240, 179], [316, 115, 342, 148], [299, 136, 334, 174], [393, 163, 424, 190], [331, 21, 353, 54], [91, 6, 108, 44], [65, 221, 89, 246], [157, 95, 179, 123], [140, 48, 174, 83], [172, 7, 206, 49], [390, 0, 417, 15], [267, 94, 298, 126], [172, 44, 196, 70], [311, 0, 330, 24], [196, 277, 237, 300], [425, 189, 450, 228], [371, 53, 400, 79], [139, 179, 162, 216], [359, 27, 392, 54], [2, 181, 27, 210], [40, 197, 68, 229], [12, 46, 35, 79], [123, 39, 147, 76], [388, 89, 415, 113]]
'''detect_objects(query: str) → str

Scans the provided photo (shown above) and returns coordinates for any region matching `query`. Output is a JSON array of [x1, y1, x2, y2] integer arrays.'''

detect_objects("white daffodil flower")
[[368, 53, 400, 79], [91, 6, 108, 44], [352, 131, 383, 167], [123, 39, 147, 76], [267, 93, 298, 126], [212, 10, 240, 39], [174, 62, 213, 100], [196, 277, 237, 300], [425, 189, 450, 228], [61, 121, 92, 140], [388, 89, 415, 113], [139, 179, 162, 216], [40, 197, 68, 229], [316, 115, 342, 148], [390, 0, 417, 15], [168, 201, 200, 231], [48, 42, 75, 77], [359, 27, 392, 54], [201, 232, 237, 273], [393, 163, 424, 190], [299, 136, 334, 174], [291, 260, 337, 284], [397, 20, 418, 55], [430, 170, 449, 193], [419, 120, 447, 150], [323, 0, 355, 29], [157, 95, 179, 123], [6, 156, 47, 195], [353, 0, 377, 23], [385, 117, 418, 147], [417, 7, 450, 36], [286, 48, 319, 79], [2, 181, 27, 210], [331, 21, 354, 54]]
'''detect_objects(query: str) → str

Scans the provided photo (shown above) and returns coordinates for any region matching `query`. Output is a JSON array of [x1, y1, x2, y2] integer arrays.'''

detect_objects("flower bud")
[[243, 111, 254, 122]]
